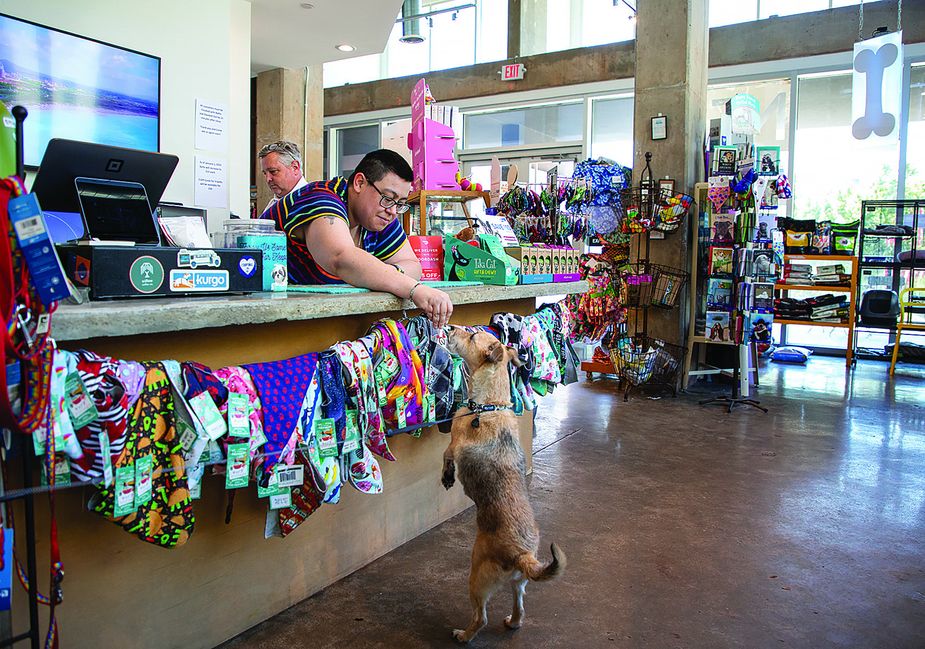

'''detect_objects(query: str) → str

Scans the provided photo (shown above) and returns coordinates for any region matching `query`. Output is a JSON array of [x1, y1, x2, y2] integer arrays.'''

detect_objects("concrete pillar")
[[254, 65, 323, 212], [507, 0, 521, 59], [632, 0, 708, 343]]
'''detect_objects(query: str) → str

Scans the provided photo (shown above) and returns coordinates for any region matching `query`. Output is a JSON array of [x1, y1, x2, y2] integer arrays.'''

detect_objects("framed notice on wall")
[[651, 115, 668, 140]]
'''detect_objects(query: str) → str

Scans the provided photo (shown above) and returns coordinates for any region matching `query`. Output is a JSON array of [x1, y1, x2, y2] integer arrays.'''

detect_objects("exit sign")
[[500, 63, 526, 81]]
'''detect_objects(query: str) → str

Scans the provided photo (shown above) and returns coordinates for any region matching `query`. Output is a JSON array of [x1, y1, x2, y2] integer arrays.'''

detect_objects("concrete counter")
[[51, 281, 587, 341]]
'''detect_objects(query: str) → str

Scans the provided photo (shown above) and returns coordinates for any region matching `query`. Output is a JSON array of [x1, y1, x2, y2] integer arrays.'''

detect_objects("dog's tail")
[[516, 543, 566, 582]]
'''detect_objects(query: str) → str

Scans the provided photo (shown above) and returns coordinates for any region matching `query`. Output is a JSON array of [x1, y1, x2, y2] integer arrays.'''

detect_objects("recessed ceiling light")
[[299, 2, 314, 8], [335, 44, 356, 52]]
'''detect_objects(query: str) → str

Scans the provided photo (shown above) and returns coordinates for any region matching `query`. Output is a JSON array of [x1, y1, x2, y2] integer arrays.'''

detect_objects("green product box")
[[443, 235, 519, 286]]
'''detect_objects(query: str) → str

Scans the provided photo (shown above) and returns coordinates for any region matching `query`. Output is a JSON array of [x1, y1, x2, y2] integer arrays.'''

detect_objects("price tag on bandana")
[[379, 349, 400, 381], [225, 443, 250, 489], [207, 439, 225, 464], [428, 393, 437, 423], [396, 394, 407, 429], [114, 465, 136, 517], [189, 392, 227, 440], [269, 491, 292, 510], [227, 392, 250, 438], [135, 455, 153, 506], [249, 426, 267, 455], [343, 410, 360, 454], [316, 418, 338, 458], [42, 454, 71, 487], [64, 371, 99, 429], [375, 372, 388, 407], [99, 432, 114, 487], [177, 419, 198, 452], [275, 464, 304, 489], [257, 471, 280, 498]]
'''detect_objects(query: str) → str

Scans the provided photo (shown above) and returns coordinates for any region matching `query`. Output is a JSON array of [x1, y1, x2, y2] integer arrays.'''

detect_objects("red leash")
[[0, 176, 62, 649]]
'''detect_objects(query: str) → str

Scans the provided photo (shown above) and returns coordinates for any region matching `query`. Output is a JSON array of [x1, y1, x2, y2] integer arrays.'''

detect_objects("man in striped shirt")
[[262, 149, 453, 328]]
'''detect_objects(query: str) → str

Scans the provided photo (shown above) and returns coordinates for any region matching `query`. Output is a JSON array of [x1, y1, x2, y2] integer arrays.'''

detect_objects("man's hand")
[[411, 284, 453, 329]]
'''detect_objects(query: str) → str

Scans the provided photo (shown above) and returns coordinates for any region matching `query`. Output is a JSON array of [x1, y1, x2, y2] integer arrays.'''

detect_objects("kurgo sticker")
[[128, 256, 165, 293], [169, 269, 229, 292]]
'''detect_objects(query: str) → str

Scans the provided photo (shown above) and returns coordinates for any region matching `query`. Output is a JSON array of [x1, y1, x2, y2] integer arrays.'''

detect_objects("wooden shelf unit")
[[776, 254, 858, 367], [404, 189, 491, 236]]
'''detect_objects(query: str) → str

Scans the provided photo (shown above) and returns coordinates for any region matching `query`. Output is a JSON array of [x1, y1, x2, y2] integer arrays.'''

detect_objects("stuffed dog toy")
[[442, 327, 565, 643]]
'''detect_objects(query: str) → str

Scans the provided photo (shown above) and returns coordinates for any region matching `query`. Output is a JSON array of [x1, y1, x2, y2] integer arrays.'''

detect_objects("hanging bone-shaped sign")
[[852, 30, 903, 141]]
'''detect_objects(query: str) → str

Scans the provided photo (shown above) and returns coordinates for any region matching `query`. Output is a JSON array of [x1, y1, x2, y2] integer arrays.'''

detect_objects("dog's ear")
[[506, 345, 523, 367], [486, 341, 505, 363]]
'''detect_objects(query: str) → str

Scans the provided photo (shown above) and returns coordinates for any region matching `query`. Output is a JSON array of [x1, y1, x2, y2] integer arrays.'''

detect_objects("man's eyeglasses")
[[369, 181, 411, 213]]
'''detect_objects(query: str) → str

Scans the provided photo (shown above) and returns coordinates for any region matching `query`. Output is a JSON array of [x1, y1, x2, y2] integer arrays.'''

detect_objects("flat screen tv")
[[0, 13, 160, 168]]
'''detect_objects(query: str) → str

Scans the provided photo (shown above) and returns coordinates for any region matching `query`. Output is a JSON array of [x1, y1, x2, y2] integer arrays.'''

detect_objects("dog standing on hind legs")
[[442, 327, 566, 644]]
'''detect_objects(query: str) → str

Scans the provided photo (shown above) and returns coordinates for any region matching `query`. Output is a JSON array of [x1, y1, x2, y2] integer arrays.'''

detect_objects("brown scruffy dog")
[[442, 326, 566, 644]]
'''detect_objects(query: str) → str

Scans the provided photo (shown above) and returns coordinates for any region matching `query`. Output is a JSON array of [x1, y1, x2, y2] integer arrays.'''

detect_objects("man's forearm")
[[329, 247, 419, 297], [391, 258, 423, 280]]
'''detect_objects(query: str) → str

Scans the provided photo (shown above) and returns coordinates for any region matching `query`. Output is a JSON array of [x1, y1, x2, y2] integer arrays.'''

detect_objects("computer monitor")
[[31, 138, 178, 214]]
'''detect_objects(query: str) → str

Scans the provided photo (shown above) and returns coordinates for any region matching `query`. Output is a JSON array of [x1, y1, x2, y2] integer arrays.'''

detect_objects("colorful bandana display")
[[89, 363, 195, 548]]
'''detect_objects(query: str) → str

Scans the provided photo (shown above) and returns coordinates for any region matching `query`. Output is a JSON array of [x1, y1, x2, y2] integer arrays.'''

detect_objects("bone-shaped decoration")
[[852, 43, 898, 139]]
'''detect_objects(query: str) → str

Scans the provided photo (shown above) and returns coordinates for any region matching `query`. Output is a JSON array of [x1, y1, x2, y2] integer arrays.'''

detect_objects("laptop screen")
[[74, 177, 161, 244]]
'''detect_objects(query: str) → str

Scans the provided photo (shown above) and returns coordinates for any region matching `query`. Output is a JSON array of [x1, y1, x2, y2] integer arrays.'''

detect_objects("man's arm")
[[297, 218, 453, 327], [385, 239, 423, 279]]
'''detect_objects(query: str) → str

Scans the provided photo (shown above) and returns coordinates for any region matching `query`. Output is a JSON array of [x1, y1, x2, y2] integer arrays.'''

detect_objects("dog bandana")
[[243, 353, 317, 472], [752, 176, 772, 210], [275, 451, 325, 537], [89, 362, 195, 548], [182, 361, 228, 405], [774, 174, 792, 198], [404, 316, 456, 422], [330, 341, 384, 493], [707, 177, 732, 213], [40, 350, 84, 463], [214, 365, 266, 460], [68, 350, 131, 482]]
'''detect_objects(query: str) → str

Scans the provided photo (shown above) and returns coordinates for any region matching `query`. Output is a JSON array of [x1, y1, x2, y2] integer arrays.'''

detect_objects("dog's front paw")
[[441, 460, 456, 490], [452, 629, 469, 643], [504, 615, 522, 630]]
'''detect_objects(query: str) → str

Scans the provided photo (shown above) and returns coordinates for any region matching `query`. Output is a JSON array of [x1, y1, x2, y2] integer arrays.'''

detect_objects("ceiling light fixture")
[[299, 2, 314, 8], [335, 44, 356, 52]]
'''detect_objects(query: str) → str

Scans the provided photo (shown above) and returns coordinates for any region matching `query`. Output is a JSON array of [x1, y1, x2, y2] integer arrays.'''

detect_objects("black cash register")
[[33, 139, 263, 299]]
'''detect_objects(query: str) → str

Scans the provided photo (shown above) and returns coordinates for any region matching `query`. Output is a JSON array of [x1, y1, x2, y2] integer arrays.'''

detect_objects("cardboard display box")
[[57, 244, 264, 299], [443, 235, 519, 285], [505, 244, 580, 284]]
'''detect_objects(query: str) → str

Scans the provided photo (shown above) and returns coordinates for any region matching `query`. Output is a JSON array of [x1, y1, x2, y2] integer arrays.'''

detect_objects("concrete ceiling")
[[250, 0, 404, 75]]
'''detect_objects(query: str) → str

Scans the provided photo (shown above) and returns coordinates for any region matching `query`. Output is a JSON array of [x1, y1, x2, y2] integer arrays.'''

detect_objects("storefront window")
[[324, 0, 507, 89], [905, 64, 925, 199], [520, 0, 636, 57], [709, 0, 759, 27], [335, 124, 380, 178], [463, 102, 583, 150], [589, 95, 633, 167], [759, 0, 829, 19], [793, 70, 900, 223]]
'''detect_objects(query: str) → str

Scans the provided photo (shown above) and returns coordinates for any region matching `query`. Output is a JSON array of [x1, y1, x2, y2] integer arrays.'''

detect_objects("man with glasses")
[[261, 149, 453, 328], [258, 140, 308, 213]]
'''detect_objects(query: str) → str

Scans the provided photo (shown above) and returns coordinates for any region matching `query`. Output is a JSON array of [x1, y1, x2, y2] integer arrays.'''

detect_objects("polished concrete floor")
[[221, 357, 925, 649]]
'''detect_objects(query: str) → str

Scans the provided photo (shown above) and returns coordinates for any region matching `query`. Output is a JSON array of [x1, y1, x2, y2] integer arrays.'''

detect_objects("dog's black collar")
[[465, 400, 512, 413], [465, 400, 512, 428]]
